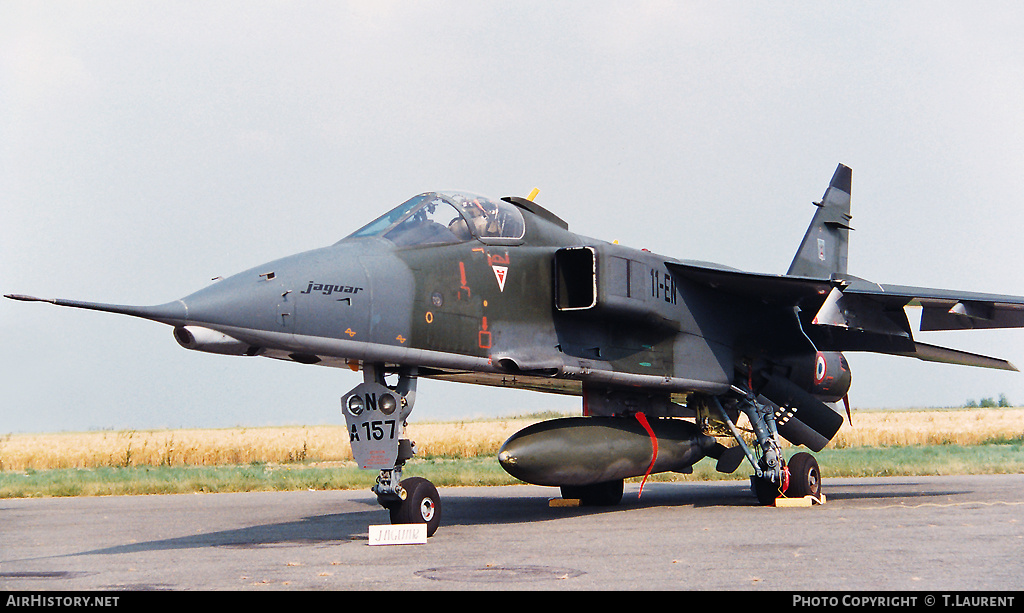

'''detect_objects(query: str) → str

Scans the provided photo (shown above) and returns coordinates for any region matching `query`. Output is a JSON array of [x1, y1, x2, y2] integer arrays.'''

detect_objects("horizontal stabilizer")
[[888, 341, 1018, 372]]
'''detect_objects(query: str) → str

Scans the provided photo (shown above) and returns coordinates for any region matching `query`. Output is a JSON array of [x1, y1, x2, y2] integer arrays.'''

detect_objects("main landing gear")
[[342, 365, 442, 537], [749, 452, 821, 504], [703, 390, 824, 506]]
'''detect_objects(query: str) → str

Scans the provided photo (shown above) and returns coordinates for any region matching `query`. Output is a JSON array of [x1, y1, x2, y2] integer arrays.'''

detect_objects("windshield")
[[346, 192, 525, 246]]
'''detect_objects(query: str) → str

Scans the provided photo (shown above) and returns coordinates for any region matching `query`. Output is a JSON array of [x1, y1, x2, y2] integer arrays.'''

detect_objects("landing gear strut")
[[706, 387, 820, 506], [342, 364, 442, 537]]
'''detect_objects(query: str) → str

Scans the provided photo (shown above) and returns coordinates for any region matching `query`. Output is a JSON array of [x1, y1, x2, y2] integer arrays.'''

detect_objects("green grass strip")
[[2, 442, 1021, 499]]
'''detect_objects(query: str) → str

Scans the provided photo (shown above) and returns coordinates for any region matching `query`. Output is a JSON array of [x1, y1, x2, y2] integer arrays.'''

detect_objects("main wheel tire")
[[389, 476, 441, 537], [560, 479, 624, 506], [786, 452, 821, 499]]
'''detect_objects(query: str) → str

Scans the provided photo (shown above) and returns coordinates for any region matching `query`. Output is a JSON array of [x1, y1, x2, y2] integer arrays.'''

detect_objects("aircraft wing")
[[666, 261, 833, 304], [667, 262, 1024, 371], [840, 280, 1024, 331]]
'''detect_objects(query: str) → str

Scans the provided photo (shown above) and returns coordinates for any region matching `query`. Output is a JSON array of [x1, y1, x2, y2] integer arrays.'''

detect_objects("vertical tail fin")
[[787, 164, 853, 279]]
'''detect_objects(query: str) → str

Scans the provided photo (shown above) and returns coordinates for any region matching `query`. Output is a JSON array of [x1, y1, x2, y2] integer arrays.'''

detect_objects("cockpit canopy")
[[346, 192, 526, 247]]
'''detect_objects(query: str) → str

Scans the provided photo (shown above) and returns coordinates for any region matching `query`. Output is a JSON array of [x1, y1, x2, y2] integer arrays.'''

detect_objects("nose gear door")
[[341, 381, 402, 470]]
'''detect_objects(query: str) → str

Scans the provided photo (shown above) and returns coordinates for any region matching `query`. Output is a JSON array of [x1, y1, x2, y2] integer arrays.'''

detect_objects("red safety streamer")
[[635, 412, 659, 498]]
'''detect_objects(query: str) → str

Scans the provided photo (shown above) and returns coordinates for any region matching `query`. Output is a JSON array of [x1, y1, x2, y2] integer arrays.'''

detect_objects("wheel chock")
[[548, 498, 581, 508], [774, 493, 826, 507]]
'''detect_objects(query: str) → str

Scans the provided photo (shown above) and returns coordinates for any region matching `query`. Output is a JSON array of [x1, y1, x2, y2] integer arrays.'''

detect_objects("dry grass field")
[[829, 407, 1024, 448], [2, 408, 1022, 472], [0, 417, 548, 471]]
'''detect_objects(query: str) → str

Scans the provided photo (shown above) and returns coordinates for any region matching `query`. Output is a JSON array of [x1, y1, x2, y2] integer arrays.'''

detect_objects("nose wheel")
[[383, 476, 441, 537]]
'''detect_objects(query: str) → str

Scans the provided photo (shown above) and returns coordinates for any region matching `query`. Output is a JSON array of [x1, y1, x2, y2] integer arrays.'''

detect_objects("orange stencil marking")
[[458, 262, 471, 299], [478, 317, 491, 348]]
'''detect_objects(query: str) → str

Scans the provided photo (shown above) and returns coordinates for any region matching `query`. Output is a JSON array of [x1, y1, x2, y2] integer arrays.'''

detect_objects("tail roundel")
[[787, 164, 853, 279]]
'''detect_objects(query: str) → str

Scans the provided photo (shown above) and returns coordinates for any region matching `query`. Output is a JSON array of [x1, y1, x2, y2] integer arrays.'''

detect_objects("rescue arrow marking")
[[492, 266, 508, 292]]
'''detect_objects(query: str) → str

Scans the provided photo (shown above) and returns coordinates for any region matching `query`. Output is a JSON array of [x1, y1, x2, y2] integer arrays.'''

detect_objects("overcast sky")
[[3, 2, 1024, 433]]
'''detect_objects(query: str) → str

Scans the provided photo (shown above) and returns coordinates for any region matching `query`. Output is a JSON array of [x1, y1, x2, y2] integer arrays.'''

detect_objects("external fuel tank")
[[497, 416, 717, 487]]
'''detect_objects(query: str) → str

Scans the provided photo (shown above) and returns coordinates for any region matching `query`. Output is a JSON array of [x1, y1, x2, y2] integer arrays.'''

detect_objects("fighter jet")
[[9, 164, 1024, 536]]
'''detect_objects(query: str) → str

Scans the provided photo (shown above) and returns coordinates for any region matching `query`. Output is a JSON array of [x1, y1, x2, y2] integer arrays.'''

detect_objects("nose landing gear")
[[342, 364, 442, 537]]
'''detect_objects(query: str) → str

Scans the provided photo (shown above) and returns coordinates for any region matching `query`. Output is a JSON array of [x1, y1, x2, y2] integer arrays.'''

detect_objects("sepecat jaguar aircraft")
[[9, 164, 1024, 536]]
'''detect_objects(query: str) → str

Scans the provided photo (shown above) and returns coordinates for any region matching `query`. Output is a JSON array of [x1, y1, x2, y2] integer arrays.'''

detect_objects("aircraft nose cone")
[[176, 272, 266, 329], [174, 241, 390, 349]]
